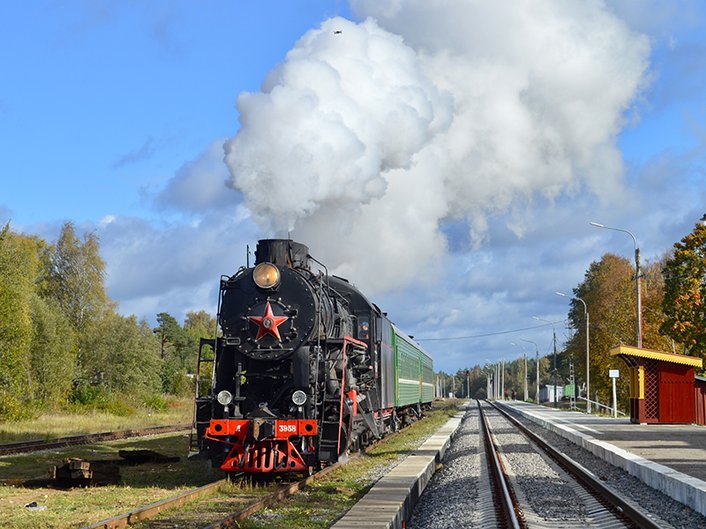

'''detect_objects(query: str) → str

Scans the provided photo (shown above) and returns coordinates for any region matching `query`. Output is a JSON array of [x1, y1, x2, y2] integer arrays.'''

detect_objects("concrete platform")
[[497, 400, 706, 516], [332, 410, 465, 529]]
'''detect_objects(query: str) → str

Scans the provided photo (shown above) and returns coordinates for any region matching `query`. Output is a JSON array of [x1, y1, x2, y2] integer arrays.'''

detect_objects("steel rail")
[[0, 424, 190, 456], [80, 478, 228, 529], [79, 453, 351, 529], [490, 401, 664, 529], [202, 405, 434, 529], [478, 401, 524, 529], [76, 408, 430, 529], [202, 417, 420, 529], [203, 460, 345, 529]]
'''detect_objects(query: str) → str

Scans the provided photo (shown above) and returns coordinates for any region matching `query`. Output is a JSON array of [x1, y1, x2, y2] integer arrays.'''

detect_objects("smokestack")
[[255, 239, 309, 269]]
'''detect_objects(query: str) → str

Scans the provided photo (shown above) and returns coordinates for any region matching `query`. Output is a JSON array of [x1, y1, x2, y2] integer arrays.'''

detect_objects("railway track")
[[80, 453, 349, 529], [478, 400, 667, 529], [0, 424, 190, 456], [78, 407, 441, 529]]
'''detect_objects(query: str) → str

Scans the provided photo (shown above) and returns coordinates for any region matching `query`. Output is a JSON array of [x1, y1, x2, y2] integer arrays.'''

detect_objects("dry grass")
[[0, 400, 463, 529], [0, 432, 224, 529], [0, 398, 192, 443]]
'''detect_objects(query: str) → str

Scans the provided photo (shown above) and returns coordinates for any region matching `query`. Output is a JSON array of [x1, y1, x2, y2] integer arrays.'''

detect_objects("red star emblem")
[[248, 302, 289, 341]]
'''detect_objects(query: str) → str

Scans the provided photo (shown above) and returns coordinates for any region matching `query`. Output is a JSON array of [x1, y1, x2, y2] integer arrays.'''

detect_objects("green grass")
[[0, 397, 192, 443]]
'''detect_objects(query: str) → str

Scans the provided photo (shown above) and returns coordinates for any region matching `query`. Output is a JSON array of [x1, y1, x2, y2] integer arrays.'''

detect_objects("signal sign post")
[[609, 369, 620, 418]]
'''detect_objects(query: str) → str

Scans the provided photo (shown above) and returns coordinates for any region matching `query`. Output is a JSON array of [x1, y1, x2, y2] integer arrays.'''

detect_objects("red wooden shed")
[[610, 345, 703, 424]]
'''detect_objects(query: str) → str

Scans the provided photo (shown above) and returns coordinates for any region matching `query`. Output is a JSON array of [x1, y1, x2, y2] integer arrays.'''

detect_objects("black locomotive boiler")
[[191, 239, 433, 474]]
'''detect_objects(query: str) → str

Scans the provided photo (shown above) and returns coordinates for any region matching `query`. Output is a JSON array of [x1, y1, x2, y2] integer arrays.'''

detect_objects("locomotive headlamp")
[[217, 390, 233, 406], [253, 262, 280, 289], [291, 390, 307, 406]]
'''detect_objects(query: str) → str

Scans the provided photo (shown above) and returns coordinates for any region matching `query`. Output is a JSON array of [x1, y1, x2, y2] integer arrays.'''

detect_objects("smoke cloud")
[[224, 2, 650, 293]]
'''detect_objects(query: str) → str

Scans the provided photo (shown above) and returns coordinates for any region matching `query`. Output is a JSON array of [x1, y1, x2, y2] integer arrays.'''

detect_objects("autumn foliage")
[[661, 222, 706, 357]]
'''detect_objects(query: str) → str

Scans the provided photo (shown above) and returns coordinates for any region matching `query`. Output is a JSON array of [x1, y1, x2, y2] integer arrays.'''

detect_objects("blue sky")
[[2, 1, 705, 375], [2, 1, 349, 225]]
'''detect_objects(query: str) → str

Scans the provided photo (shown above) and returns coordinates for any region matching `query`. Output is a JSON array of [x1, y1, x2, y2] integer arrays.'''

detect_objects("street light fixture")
[[556, 292, 591, 413], [590, 221, 642, 348], [521, 338, 540, 403], [533, 316, 558, 407]]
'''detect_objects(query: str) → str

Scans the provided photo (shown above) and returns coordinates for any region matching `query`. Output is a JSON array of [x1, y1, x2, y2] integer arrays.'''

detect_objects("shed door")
[[659, 364, 695, 423]]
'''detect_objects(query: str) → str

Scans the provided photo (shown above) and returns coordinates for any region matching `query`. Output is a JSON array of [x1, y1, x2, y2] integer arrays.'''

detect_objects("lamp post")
[[521, 338, 539, 403], [556, 292, 590, 413], [533, 317, 558, 407], [590, 222, 642, 348]]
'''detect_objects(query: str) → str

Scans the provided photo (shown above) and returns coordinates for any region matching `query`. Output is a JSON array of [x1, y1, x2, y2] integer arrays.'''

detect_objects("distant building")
[[539, 385, 564, 403]]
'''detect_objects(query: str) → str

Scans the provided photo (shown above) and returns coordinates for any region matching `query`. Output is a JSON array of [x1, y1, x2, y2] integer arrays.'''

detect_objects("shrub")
[[143, 394, 169, 412], [69, 383, 106, 406], [68, 383, 135, 416], [96, 397, 135, 417], [0, 394, 41, 422]]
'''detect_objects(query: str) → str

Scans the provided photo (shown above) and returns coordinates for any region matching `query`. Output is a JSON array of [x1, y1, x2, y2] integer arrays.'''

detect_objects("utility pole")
[[533, 317, 559, 407], [556, 292, 591, 413], [521, 338, 539, 403], [536, 351, 539, 403], [552, 326, 558, 407], [501, 360, 505, 399]]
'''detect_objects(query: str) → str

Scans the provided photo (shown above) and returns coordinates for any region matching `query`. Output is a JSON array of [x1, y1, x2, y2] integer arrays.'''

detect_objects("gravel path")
[[408, 401, 706, 528], [509, 407, 706, 529], [408, 405, 483, 529], [484, 403, 595, 527]]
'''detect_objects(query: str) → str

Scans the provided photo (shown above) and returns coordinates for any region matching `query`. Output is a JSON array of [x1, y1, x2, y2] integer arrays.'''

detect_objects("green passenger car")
[[392, 324, 434, 408]]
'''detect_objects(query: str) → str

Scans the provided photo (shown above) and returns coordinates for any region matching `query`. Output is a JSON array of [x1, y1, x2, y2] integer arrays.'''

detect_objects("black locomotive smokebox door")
[[219, 267, 318, 360]]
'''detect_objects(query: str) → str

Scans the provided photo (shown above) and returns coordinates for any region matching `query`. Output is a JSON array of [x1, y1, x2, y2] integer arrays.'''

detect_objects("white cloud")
[[99, 212, 258, 323], [224, 3, 650, 297], [157, 138, 241, 213], [68, 2, 701, 373]]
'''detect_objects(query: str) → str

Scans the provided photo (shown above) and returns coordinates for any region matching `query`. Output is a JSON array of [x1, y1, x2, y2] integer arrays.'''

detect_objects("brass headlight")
[[253, 262, 280, 289]]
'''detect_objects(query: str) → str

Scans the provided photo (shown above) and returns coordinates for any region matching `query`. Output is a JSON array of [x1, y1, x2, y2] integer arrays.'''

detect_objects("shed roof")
[[610, 345, 703, 368]]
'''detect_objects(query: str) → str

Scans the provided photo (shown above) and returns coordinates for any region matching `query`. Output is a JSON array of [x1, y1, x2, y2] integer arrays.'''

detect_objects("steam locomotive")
[[191, 239, 433, 474]]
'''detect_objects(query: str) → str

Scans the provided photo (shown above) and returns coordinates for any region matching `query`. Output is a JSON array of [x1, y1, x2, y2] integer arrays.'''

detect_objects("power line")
[[416, 321, 562, 342]]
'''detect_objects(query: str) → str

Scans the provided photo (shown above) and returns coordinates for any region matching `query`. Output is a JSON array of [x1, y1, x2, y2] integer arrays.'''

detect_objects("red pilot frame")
[[205, 417, 318, 473]]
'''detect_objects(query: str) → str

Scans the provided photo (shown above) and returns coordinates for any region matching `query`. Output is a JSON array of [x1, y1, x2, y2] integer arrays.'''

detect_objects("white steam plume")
[[225, 2, 650, 293]]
